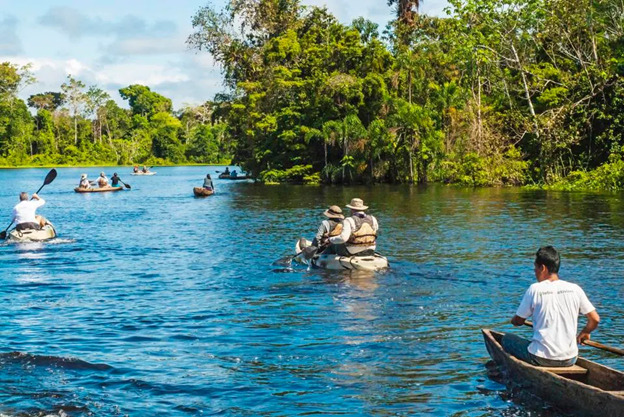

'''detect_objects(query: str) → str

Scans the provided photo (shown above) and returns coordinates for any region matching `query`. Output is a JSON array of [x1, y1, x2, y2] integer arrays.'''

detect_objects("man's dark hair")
[[19, 192, 28, 201], [535, 246, 560, 273]]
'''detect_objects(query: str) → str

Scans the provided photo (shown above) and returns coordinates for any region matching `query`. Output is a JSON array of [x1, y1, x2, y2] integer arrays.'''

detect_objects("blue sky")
[[0, 0, 448, 110]]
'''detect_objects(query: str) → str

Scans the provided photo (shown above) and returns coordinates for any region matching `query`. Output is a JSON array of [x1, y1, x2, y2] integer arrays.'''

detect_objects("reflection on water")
[[0, 167, 622, 416]]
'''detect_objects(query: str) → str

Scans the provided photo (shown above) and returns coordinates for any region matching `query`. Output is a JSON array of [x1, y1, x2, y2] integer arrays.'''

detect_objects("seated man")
[[97, 172, 109, 188], [230, 170, 238, 178], [311, 205, 344, 252], [142, 165, 148, 173], [79, 174, 91, 189], [327, 198, 378, 256], [224, 167, 230, 175], [133, 165, 139, 173], [111, 173, 121, 187], [12, 192, 45, 231], [503, 246, 600, 367]]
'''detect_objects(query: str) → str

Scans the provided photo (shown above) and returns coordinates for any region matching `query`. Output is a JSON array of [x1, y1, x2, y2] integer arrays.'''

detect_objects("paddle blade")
[[272, 255, 293, 267], [44, 169, 57, 185], [124, 183, 131, 189], [0, 230, 6, 240]]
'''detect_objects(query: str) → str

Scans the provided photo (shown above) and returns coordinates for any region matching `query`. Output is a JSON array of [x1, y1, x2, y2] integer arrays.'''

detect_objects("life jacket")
[[346, 214, 377, 246], [321, 219, 343, 245]]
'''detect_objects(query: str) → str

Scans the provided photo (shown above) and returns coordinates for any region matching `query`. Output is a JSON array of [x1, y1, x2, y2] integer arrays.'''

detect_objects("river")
[[0, 166, 622, 416]]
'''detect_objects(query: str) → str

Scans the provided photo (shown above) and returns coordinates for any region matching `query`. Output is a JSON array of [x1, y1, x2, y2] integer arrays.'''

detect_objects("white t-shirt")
[[516, 279, 595, 360], [12, 198, 45, 225]]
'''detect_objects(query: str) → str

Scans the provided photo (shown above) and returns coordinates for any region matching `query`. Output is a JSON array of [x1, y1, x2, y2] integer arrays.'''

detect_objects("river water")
[[0, 166, 622, 416]]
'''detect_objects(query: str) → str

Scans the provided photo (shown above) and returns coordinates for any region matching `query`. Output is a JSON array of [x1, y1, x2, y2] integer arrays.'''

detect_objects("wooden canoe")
[[193, 187, 214, 197], [218, 173, 251, 180], [482, 329, 624, 416], [74, 186, 124, 193]]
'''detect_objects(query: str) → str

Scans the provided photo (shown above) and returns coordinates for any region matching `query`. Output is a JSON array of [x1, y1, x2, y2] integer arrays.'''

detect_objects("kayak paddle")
[[0, 168, 57, 240], [524, 320, 624, 356], [118, 178, 131, 189]]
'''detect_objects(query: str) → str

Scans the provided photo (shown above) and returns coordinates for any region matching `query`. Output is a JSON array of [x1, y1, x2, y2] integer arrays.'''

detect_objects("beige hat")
[[81, 174, 87, 179], [323, 205, 344, 219], [346, 198, 368, 211]]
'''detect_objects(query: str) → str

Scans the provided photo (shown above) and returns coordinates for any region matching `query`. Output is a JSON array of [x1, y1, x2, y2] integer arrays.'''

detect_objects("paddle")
[[0, 169, 57, 240], [524, 320, 624, 357], [117, 178, 131, 189]]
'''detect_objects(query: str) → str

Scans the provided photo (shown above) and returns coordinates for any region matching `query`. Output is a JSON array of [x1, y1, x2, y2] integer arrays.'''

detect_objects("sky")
[[0, 0, 448, 110]]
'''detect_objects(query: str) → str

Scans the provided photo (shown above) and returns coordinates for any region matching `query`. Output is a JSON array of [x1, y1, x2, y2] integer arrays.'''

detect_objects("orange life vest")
[[321, 219, 343, 246]]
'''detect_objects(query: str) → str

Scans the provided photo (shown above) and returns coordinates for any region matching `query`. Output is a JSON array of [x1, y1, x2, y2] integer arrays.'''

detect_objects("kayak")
[[193, 187, 214, 197], [131, 171, 156, 176], [293, 238, 389, 271], [482, 329, 624, 417], [74, 186, 124, 193], [8, 223, 57, 242], [218, 173, 251, 180]]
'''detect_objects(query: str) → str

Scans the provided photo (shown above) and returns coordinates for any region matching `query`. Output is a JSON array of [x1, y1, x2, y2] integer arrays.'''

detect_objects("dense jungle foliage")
[[3, 0, 624, 189]]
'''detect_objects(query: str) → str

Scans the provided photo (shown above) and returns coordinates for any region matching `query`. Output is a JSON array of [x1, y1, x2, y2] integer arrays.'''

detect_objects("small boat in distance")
[[74, 186, 124, 193], [482, 329, 624, 417], [131, 171, 156, 176], [218, 173, 251, 180], [193, 187, 214, 197]]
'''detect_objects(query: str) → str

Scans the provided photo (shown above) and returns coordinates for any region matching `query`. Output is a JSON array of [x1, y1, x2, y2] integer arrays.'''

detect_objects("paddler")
[[78, 173, 91, 189], [203, 174, 214, 191], [327, 198, 379, 256], [96, 172, 109, 188], [503, 246, 600, 367], [12, 192, 45, 231], [111, 173, 121, 187]]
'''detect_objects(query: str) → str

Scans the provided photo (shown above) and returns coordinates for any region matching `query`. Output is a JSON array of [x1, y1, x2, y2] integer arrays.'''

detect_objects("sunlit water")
[[0, 166, 623, 416]]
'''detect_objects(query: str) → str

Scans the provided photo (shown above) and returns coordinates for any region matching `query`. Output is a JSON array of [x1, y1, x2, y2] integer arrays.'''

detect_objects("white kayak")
[[294, 238, 389, 271], [8, 223, 57, 242], [131, 171, 156, 176]]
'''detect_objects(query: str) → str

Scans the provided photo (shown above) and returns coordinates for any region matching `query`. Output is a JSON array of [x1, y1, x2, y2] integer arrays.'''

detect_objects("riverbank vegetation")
[[0, 65, 235, 167], [2, 0, 624, 190]]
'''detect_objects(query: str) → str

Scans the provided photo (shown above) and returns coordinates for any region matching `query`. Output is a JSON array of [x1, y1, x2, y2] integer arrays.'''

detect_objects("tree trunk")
[[511, 43, 539, 138]]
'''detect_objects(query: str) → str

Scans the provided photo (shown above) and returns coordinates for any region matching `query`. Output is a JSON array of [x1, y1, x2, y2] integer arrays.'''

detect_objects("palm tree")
[[387, 0, 420, 26]]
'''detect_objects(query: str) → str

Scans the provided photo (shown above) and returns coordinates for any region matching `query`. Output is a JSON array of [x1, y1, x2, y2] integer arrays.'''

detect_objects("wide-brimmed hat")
[[81, 174, 87, 179], [100, 172, 105, 176], [346, 198, 368, 211], [323, 205, 344, 219]]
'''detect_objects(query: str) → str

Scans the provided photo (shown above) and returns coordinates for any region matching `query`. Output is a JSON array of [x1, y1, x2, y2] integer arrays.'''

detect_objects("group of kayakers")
[[133, 165, 151, 174], [77, 172, 122, 190], [310, 198, 379, 257]]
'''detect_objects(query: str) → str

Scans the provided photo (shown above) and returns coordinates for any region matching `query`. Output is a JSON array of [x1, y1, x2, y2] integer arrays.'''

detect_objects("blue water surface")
[[0, 166, 623, 416]]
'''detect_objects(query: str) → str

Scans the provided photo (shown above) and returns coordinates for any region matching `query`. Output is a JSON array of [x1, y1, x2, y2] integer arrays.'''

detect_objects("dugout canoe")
[[74, 186, 124, 193], [482, 329, 624, 417], [218, 173, 251, 180], [193, 187, 214, 197]]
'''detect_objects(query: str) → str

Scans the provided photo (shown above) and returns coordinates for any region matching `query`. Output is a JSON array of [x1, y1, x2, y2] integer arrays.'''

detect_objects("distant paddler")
[[326, 198, 379, 256], [12, 192, 47, 232], [111, 173, 121, 187], [203, 174, 215, 191], [504, 246, 600, 367]]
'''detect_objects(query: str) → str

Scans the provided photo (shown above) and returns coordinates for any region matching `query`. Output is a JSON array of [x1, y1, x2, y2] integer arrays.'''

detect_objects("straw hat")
[[323, 205, 344, 219], [81, 174, 87, 179], [346, 198, 368, 211]]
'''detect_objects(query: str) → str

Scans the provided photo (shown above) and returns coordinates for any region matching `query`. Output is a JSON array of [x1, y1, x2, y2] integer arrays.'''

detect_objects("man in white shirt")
[[328, 198, 379, 256], [12, 192, 45, 231], [97, 172, 109, 188], [503, 246, 600, 367]]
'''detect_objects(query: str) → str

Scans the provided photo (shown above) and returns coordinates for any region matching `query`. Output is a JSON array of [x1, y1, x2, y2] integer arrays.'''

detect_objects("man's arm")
[[577, 310, 600, 344], [312, 222, 327, 247], [329, 219, 352, 244], [510, 315, 526, 326]]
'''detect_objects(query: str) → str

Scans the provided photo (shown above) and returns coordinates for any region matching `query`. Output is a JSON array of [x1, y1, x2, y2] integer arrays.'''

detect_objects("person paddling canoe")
[[97, 172, 109, 188], [203, 174, 215, 191], [503, 246, 600, 367], [12, 192, 46, 231], [111, 173, 121, 187]]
